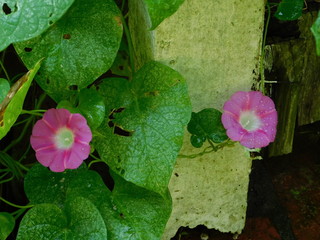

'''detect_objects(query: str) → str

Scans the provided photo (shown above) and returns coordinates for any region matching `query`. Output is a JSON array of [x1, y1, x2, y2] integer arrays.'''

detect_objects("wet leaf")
[[187, 108, 228, 144], [14, 0, 123, 102], [274, 0, 304, 21], [0, 0, 75, 51], [16, 197, 107, 240], [94, 61, 191, 195]]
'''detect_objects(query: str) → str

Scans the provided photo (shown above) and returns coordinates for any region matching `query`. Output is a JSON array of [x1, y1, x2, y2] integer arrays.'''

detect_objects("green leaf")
[[0, 60, 41, 140], [144, 0, 185, 30], [67, 169, 172, 240], [24, 163, 171, 240], [16, 197, 107, 240], [14, 0, 123, 102], [274, 0, 304, 21], [24, 163, 87, 206], [100, 173, 172, 240], [57, 88, 105, 129], [78, 88, 105, 130], [190, 135, 205, 148], [94, 61, 191, 195], [187, 108, 228, 144], [110, 39, 131, 77], [0, 212, 15, 240], [311, 12, 320, 56], [0, 0, 75, 51], [0, 79, 10, 104]]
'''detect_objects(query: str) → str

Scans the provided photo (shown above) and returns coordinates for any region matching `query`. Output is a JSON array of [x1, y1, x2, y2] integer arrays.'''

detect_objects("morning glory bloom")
[[221, 91, 277, 149], [30, 108, 92, 172]]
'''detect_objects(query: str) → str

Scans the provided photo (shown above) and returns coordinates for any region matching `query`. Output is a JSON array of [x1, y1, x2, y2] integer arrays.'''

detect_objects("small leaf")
[[0, 0, 75, 51], [187, 108, 228, 144], [0, 79, 10, 103], [274, 0, 304, 21], [190, 135, 205, 148], [16, 197, 107, 240], [14, 0, 123, 102], [0, 60, 41, 140], [77, 88, 105, 130], [311, 12, 320, 56], [57, 88, 105, 129], [94, 61, 191, 195], [56, 100, 78, 113], [143, 0, 186, 30], [0, 212, 15, 240]]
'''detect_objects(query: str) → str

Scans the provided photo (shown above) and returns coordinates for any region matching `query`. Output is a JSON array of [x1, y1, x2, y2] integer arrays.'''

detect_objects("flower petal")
[[35, 147, 58, 167], [68, 114, 92, 143], [247, 91, 263, 111], [43, 108, 71, 129], [240, 130, 270, 149], [48, 151, 69, 172], [226, 127, 247, 141], [221, 112, 239, 129], [260, 110, 278, 141], [30, 135, 55, 151], [32, 120, 55, 137]]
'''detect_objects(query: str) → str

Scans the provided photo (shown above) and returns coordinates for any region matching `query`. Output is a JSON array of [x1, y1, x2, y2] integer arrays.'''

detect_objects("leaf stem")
[[258, 2, 271, 94], [0, 55, 10, 81], [120, 11, 135, 75], [0, 196, 33, 209]]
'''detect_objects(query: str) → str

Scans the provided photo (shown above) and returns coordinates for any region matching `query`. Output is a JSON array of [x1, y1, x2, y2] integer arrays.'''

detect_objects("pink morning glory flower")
[[30, 108, 92, 172], [221, 91, 277, 149]]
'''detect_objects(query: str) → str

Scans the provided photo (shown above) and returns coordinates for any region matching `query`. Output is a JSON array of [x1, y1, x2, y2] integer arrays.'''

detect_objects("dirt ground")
[[172, 123, 320, 240]]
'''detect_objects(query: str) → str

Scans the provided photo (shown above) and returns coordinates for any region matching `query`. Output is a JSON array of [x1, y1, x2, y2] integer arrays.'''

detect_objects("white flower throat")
[[239, 111, 261, 131], [55, 128, 74, 149]]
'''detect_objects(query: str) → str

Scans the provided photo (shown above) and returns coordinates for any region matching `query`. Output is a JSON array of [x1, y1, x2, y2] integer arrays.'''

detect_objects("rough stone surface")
[[129, 0, 264, 239]]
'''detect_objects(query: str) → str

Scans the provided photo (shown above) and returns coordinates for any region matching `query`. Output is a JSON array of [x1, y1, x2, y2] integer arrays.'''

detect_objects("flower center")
[[55, 128, 74, 149], [239, 111, 261, 131]]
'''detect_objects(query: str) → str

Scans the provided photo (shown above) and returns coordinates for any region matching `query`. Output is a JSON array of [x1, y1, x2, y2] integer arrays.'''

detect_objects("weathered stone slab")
[[129, 0, 264, 238]]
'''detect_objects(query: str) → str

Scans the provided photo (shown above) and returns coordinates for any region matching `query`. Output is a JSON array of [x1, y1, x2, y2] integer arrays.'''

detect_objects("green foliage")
[[21, 164, 171, 240], [0, 0, 75, 51], [188, 108, 228, 148], [16, 197, 107, 240], [57, 88, 105, 130], [0, 79, 10, 103], [94, 61, 191, 195], [144, 0, 185, 29], [0, 60, 41, 140], [311, 12, 320, 56], [14, 0, 123, 102], [0, 212, 15, 240], [274, 0, 304, 21]]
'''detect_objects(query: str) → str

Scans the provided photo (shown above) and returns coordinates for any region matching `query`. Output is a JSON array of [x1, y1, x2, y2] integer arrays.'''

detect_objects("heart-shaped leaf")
[[0, 212, 15, 240], [24, 163, 87, 206], [0, 0, 75, 51], [14, 0, 123, 102], [0, 60, 41, 140], [57, 88, 105, 130], [93, 61, 191, 195], [274, 0, 304, 21], [68, 170, 171, 240], [16, 197, 107, 240], [187, 108, 228, 145]]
